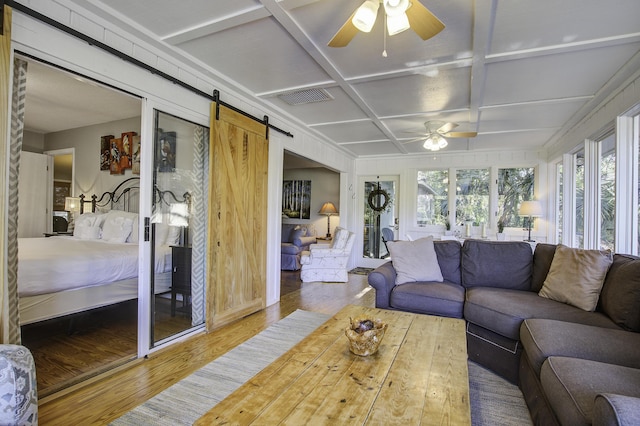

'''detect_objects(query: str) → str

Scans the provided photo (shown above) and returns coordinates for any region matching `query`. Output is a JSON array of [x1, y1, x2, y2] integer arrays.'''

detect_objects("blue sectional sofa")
[[368, 238, 640, 425]]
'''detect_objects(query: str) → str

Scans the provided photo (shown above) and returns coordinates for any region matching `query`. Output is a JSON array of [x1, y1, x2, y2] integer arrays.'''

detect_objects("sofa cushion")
[[464, 287, 619, 340], [600, 253, 640, 332], [531, 243, 557, 292], [433, 240, 462, 285], [593, 393, 640, 426], [387, 236, 443, 284], [541, 357, 640, 426], [520, 319, 637, 377], [539, 244, 613, 311], [390, 281, 464, 318], [461, 240, 533, 290]]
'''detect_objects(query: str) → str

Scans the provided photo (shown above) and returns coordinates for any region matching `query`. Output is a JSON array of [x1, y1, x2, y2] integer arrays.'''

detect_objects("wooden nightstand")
[[171, 245, 192, 317]]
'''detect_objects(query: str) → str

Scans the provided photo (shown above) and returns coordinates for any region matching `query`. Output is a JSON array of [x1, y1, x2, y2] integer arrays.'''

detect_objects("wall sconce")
[[318, 202, 339, 238], [519, 200, 543, 242]]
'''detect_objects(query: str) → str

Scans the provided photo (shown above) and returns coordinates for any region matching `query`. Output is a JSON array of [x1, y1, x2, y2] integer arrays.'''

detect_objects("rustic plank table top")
[[195, 305, 470, 425]]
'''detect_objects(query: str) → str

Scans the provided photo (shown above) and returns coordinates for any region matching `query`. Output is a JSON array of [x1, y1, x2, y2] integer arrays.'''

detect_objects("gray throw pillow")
[[387, 236, 443, 285]]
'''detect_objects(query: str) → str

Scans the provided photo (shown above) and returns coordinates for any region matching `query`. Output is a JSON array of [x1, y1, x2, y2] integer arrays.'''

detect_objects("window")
[[497, 167, 535, 228], [556, 162, 563, 244], [575, 151, 585, 248], [417, 170, 448, 226], [600, 135, 616, 251], [455, 169, 489, 226]]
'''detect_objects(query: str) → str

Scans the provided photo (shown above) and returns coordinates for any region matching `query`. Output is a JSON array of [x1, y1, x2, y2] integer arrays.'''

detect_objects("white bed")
[[18, 211, 179, 325]]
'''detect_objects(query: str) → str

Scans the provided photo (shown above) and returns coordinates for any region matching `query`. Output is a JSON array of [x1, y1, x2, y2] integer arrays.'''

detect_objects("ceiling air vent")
[[278, 88, 334, 106]]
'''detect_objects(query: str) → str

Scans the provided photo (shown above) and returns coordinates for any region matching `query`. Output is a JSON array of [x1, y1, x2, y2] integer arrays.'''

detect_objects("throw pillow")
[[538, 244, 613, 311], [387, 236, 443, 285], [101, 216, 133, 243]]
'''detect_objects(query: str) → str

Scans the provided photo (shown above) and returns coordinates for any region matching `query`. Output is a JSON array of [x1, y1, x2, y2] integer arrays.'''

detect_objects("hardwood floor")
[[37, 272, 375, 425], [22, 296, 194, 398]]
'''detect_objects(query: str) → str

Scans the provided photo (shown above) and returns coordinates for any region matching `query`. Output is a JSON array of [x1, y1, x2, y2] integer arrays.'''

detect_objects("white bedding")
[[18, 236, 171, 297]]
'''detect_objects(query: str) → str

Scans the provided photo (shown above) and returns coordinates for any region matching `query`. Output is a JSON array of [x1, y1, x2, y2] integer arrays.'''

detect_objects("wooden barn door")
[[207, 104, 269, 330]]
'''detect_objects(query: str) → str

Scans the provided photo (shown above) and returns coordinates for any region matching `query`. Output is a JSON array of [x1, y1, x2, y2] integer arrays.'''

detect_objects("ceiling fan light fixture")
[[387, 12, 410, 36], [423, 134, 448, 151], [352, 0, 379, 33], [383, 0, 409, 16]]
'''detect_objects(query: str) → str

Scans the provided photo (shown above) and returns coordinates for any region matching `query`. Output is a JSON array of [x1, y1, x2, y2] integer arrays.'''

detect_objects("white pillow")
[[101, 216, 133, 243], [74, 212, 106, 228], [155, 223, 169, 245], [105, 210, 139, 243], [167, 226, 181, 245], [387, 236, 444, 285], [74, 224, 101, 240]]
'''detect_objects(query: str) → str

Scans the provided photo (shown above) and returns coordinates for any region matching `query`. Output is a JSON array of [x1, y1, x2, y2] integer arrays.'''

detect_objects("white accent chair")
[[0, 345, 38, 425], [300, 227, 356, 282]]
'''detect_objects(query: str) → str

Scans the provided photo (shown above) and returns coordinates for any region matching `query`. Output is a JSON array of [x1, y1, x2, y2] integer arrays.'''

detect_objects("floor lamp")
[[519, 200, 543, 242], [319, 202, 338, 238]]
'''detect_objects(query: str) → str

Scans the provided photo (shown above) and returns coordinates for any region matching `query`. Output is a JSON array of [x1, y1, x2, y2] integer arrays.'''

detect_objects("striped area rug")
[[112, 309, 532, 425]]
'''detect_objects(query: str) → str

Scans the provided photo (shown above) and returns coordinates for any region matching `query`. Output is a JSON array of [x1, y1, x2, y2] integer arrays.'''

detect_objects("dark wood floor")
[[21, 296, 193, 397], [38, 271, 374, 425]]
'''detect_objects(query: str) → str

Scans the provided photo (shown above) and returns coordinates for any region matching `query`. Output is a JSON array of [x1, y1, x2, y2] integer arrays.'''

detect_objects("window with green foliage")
[[497, 167, 535, 228], [600, 139, 615, 251], [417, 170, 448, 226], [456, 169, 489, 225]]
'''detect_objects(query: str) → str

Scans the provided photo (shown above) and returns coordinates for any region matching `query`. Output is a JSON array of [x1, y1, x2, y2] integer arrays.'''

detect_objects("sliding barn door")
[[207, 105, 268, 330]]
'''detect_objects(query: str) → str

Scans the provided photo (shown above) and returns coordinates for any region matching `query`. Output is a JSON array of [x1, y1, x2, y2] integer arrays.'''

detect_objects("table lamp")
[[318, 202, 338, 238], [519, 200, 543, 242]]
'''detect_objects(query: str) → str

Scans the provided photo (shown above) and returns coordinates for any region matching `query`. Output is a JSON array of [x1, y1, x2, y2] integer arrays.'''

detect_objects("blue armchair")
[[281, 224, 317, 270]]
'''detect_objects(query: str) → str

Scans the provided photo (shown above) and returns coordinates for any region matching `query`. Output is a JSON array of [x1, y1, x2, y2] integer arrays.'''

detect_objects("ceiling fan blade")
[[328, 11, 360, 47], [444, 131, 478, 138], [437, 122, 458, 134], [406, 1, 445, 41]]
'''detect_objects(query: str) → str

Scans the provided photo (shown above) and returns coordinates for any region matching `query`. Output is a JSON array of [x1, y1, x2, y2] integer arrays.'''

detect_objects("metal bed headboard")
[[79, 177, 190, 214]]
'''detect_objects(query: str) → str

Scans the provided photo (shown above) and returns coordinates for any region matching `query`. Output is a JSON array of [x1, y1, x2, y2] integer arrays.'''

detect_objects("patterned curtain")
[[6, 58, 28, 343], [190, 126, 209, 326]]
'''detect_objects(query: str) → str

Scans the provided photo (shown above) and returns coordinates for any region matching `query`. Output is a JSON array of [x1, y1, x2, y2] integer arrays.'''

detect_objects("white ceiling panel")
[[26, 1, 640, 157], [312, 120, 387, 143], [483, 43, 640, 106], [353, 68, 472, 117], [491, 0, 640, 55], [97, 0, 262, 38], [176, 16, 331, 94]]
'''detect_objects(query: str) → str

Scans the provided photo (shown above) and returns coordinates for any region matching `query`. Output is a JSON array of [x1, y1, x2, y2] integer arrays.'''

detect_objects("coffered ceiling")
[[40, 0, 640, 156]]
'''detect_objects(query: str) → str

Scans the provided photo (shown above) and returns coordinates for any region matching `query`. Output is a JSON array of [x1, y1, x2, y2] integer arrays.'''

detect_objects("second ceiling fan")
[[328, 0, 445, 48], [404, 121, 478, 151]]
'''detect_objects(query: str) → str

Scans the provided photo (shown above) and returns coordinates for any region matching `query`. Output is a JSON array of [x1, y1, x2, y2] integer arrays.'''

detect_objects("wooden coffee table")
[[195, 305, 470, 425]]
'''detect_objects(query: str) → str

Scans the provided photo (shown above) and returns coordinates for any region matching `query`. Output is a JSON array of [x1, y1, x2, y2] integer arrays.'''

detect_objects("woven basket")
[[345, 317, 388, 356]]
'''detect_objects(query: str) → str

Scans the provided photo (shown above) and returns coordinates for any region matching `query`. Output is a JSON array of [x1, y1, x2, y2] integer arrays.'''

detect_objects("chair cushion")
[[538, 244, 613, 311], [387, 236, 443, 284], [281, 243, 301, 255], [461, 240, 533, 290], [464, 287, 618, 340], [433, 240, 462, 285], [541, 357, 640, 426], [390, 281, 464, 318], [600, 253, 640, 332], [531, 243, 557, 292], [520, 319, 636, 377], [593, 393, 640, 426]]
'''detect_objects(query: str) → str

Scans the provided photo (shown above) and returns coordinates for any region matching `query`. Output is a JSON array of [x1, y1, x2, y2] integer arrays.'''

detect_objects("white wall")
[[22, 130, 45, 153]]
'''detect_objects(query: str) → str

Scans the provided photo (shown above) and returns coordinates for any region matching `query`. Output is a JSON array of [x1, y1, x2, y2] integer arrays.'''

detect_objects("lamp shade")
[[383, 0, 409, 16], [387, 12, 410, 35], [65, 197, 81, 212], [519, 200, 543, 217], [319, 202, 338, 216], [352, 0, 379, 33]]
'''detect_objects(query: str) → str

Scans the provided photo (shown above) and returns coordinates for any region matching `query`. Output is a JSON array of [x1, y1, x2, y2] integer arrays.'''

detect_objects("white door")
[[359, 175, 399, 268], [18, 151, 51, 237]]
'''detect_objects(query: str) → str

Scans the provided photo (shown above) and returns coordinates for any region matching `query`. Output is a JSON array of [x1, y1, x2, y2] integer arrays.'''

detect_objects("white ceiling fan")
[[328, 0, 445, 48], [403, 121, 478, 151]]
